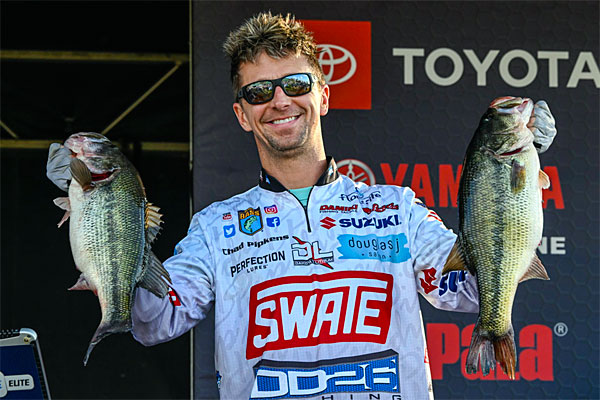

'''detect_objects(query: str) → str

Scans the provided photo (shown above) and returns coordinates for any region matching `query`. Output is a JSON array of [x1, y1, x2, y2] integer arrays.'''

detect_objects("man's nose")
[[271, 86, 291, 109]]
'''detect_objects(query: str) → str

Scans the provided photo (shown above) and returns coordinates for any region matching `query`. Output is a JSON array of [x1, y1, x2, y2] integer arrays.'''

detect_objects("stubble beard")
[[265, 122, 311, 159]]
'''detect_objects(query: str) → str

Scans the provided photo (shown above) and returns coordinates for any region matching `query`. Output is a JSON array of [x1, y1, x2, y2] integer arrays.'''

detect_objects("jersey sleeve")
[[132, 211, 216, 346], [404, 189, 479, 313]]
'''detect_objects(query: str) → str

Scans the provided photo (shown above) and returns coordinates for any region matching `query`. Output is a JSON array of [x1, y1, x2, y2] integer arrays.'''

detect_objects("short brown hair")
[[222, 11, 326, 100]]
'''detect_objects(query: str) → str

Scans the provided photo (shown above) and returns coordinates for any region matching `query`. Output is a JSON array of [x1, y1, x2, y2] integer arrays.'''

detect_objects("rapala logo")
[[380, 163, 564, 209], [291, 236, 334, 269], [338, 159, 376, 185], [246, 271, 393, 359], [301, 20, 372, 109], [392, 47, 599, 88], [426, 323, 554, 381], [320, 217, 336, 230]]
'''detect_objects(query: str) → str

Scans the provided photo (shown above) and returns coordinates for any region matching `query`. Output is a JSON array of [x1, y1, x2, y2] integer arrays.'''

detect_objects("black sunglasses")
[[237, 73, 315, 105]]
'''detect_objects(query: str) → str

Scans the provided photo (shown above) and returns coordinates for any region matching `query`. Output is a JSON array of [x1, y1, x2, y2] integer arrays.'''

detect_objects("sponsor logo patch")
[[337, 234, 411, 263], [319, 204, 359, 213], [340, 189, 382, 205], [320, 217, 336, 230], [420, 267, 438, 294], [438, 270, 468, 296], [222, 212, 232, 220], [267, 217, 281, 227], [168, 288, 181, 306], [230, 251, 286, 277], [250, 350, 400, 399], [264, 205, 278, 214], [363, 202, 399, 214], [339, 215, 401, 230], [291, 236, 334, 269], [223, 224, 235, 238], [239, 207, 263, 236], [247, 271, 393, 359]]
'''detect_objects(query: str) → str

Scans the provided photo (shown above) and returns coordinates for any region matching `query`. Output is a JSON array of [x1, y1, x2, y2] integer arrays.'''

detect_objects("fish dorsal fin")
[[442, 239, 473, 275], [511, 160, 526, 194], [145, 202, 164, 244], [137, 249, 172, 298], [70, 158, 94, 191], [519, 254, 550, 282], [539, 169, 550, 189]]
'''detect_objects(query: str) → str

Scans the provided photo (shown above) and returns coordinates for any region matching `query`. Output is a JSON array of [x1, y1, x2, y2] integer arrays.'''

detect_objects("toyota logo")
[[317, 44, 357, 85]]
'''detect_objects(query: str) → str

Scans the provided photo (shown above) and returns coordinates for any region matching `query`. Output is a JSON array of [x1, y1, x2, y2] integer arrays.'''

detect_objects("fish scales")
[[460, 135, 542, 335], [70, 165, 145, 327]]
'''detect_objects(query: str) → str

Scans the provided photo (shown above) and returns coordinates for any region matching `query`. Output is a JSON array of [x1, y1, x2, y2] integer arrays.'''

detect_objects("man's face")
[[232, 52, 329, 160]]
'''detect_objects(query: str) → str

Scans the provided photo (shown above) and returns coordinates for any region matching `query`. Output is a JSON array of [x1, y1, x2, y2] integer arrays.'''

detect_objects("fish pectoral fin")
[[519, 254, 550, 282], [442, 239, 472, 274], [53, 196, 71, 210], [510, 159, 527, 194], [145, 202, 164, 244], [53, 197, 71, 227], [70, 158, 95, 191], [538, 169, 550, 189], [137, 250, 172, 298]]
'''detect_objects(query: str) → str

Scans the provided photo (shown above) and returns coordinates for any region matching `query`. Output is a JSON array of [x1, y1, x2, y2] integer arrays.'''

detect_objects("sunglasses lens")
[[245, 81, 274, 104], [282, 74, 311, 96]]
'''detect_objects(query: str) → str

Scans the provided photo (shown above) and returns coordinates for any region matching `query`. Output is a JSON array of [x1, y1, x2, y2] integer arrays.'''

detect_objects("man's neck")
[[260, 153, 327, 190]]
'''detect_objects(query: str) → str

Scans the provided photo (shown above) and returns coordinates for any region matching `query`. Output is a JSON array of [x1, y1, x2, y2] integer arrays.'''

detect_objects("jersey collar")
[[258, 156, 339, 192]]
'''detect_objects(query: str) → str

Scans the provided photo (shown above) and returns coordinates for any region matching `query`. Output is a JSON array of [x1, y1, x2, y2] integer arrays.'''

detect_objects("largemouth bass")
[[443, 96, 550, 379], [50, 132, 171, 365]]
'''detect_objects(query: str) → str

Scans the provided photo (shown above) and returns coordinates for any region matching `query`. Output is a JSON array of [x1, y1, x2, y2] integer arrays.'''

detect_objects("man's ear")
[[233, 102, 252, 132], [319, 84, 330, 116]]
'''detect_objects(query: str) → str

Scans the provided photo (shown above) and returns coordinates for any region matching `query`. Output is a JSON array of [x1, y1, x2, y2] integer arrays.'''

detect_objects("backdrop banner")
[[192, 2, 599, 398]]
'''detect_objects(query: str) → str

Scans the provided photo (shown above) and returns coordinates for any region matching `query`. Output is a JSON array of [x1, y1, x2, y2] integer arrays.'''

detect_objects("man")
[[80, 12, 554, 400]]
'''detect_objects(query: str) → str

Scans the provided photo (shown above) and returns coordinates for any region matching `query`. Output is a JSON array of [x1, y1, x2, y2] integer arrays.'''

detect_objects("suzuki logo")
[[318, 44, 357, 85], [320, 217, 336, 230]]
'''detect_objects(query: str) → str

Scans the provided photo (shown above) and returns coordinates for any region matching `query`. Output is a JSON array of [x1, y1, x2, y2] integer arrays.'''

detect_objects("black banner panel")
[[192, 2, 599, 398]]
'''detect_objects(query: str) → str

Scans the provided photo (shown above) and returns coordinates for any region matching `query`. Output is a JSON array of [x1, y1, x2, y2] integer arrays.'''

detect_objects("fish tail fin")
[[493, 325, 517, 380], [465, 321, 496, 376], [83, 319, 131, 366]]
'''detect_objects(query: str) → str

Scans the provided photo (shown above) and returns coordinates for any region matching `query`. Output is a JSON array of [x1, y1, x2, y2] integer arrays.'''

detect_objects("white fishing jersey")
[[132, 158, 479, 400]]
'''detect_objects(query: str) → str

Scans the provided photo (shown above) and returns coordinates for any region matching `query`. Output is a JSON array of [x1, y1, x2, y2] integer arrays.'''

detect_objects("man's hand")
[[527, 100, 557, 154], [46, 143, 72, 192]]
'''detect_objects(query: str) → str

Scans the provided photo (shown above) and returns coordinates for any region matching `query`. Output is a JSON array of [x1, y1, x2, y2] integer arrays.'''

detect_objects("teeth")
[[271, 116, 296, 125]]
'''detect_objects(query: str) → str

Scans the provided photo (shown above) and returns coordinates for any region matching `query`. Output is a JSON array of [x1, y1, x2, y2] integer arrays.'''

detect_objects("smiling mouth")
[[270, 115, 299, 125]]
